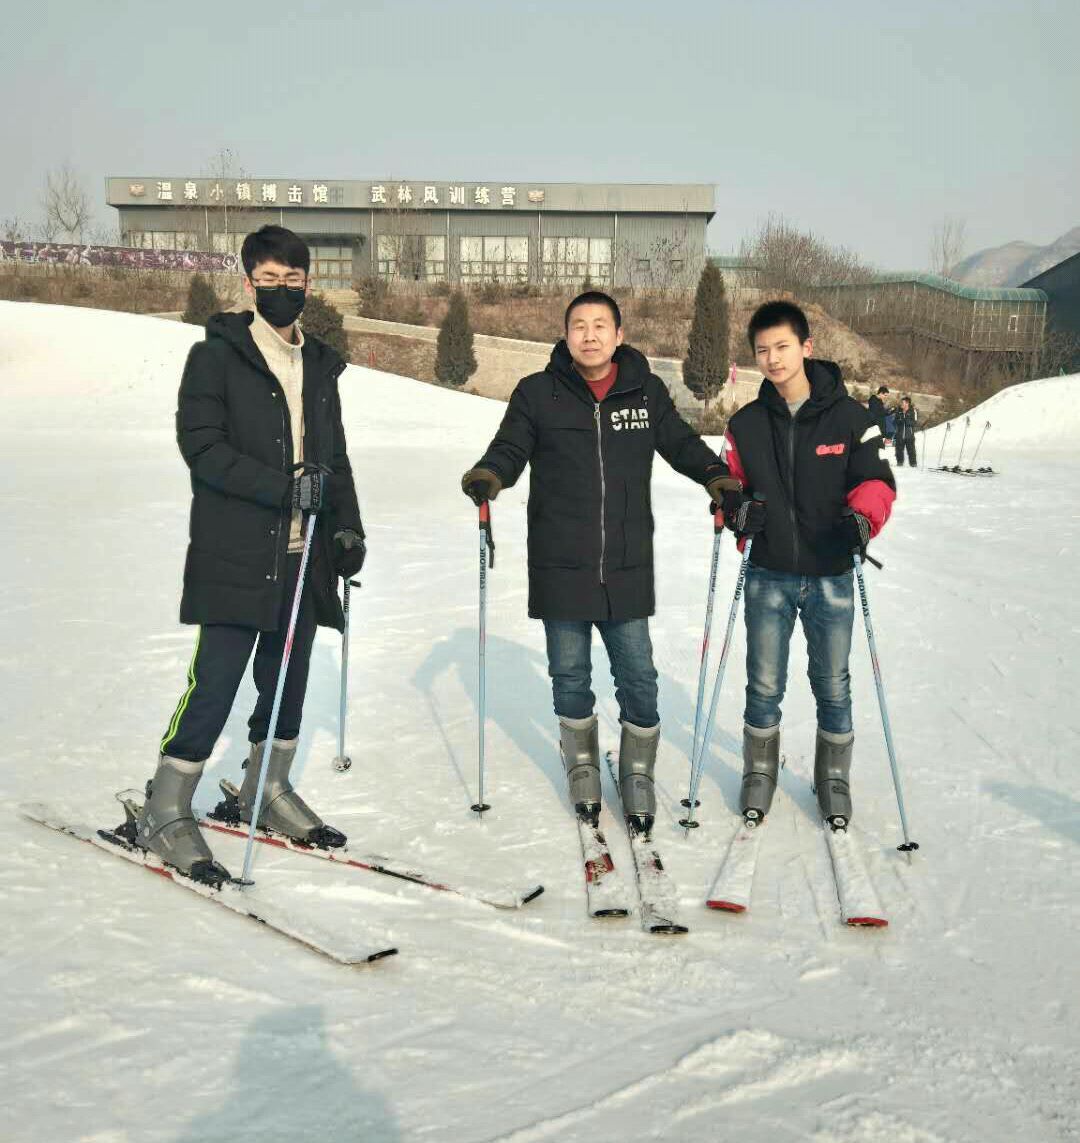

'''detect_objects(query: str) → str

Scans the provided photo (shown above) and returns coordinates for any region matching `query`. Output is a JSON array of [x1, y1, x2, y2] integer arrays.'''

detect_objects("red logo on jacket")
[[816, 443, 846, 456]]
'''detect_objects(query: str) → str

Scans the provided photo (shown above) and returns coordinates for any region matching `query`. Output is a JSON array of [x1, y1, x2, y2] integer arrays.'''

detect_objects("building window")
[[542, 237, 611, 285], [309, 244, 354, 290], [211, 232, 245, 255], [126, 231, 198, 251], [377, 235, 445, 280], [1008, 313, 1019, 333], [865, 296, 876, 315], [636, 258, 650, 273], [460, 236, 529, 282]]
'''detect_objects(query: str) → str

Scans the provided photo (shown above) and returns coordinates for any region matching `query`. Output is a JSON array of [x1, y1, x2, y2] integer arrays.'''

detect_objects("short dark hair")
[[876, 385, 890, 394], [747, 300, 810, 349], [900, 395, 911, 404], [241, 225, 310, 277], [565, 290, 622, 331]]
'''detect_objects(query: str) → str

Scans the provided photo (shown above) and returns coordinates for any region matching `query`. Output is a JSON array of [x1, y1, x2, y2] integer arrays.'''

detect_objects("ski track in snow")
[[2, 302, 1078, 1142]]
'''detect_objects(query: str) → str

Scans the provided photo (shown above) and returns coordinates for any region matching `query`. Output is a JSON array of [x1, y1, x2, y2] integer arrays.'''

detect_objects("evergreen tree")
[[301, 292, 348, 357], [682, 261, 730, 417], [181, 273, 220, 326], [435, 290, 478, 387]]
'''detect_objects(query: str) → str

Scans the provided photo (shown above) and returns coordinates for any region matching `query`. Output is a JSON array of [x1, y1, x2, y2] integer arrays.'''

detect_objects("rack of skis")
[[925, 416, 995, 477]]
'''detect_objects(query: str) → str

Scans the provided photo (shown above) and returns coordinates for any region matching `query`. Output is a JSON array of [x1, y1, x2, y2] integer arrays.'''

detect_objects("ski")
[[20, 803, 399, 964], [705, 816, 764, 913], [823, 822, 889, 928], [200, 790, 544, 911], [576, 814, 632, 919], [604, 752, 688, 935]]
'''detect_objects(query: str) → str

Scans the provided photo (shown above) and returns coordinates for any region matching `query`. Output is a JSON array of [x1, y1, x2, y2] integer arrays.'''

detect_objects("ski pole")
[[332, 577, 362, 773], [936, 422, 951, 468], [239, 508, 320, 887], [955, 416, 970, 467], [683, 506, 725, 812], [852, 552, 919, 854], [969, 421, 991, 468], [681, 533, 755, 831], [472, 502, 495, 815]]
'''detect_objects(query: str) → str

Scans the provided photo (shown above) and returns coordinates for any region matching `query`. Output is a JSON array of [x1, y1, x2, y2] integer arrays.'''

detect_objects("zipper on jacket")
[[787, 418, 800, 569], [594, 403, 607, 584], [273, 399, 288, 584]]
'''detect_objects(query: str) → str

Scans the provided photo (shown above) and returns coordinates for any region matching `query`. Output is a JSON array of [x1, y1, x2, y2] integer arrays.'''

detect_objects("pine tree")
[[435, 290, 478, 387], [181, 273, 221, 326], [301, 292, 348, 357], [682, 261, 730, 418]]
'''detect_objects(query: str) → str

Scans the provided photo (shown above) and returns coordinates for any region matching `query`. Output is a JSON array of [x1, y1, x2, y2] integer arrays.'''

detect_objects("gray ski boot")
[[135, 754, 231, 887], [238, 739, 347, 848], [618, 720, 660, 834], [740, 724, 780, 823], [814, 729, 854, 828], [559, 714, 601, 824]]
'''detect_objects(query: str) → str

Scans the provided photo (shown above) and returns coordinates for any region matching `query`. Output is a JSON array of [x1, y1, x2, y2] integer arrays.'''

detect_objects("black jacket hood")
[[205, 310, 344, 376], [758, 358, 847, 417], [546, 340, 651, 399]]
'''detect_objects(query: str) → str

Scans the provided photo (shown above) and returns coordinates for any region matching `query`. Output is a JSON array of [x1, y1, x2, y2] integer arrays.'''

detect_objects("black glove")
[[838, 508, 872, 555], [289, 472, 324, 513], [461, 467, 502, 506], [333, 529, 366, 578], [721, 492, 767, 536], [705, 472, 741, 508]]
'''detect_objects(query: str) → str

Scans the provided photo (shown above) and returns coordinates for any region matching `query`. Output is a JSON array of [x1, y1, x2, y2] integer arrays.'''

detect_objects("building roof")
[[106, 177, 715, 217], [821, 271, 1047, 303]]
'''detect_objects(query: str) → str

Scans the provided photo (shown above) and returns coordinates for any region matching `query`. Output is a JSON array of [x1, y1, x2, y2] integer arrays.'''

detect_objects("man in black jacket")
[[134, 226, 366, 885], [460, 291, 736, 829], [719, 301, 896, 829], [867, 385, 891, 444], [893, 396, 918, 466]]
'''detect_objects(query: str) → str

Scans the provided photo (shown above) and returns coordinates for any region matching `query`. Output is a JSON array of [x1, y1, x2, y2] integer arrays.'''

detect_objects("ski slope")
[[921, 371, 1079, 458], [2, 301, 1078, 1143]]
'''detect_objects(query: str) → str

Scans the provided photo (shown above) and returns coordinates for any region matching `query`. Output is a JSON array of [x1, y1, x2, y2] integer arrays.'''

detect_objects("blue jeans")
[[543, 618, 659, 728], [743, 566, 854, 735]]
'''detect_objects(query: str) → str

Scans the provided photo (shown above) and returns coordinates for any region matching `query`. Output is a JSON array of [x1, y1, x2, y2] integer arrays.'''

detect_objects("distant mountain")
[[951, 227, 1080, 287]]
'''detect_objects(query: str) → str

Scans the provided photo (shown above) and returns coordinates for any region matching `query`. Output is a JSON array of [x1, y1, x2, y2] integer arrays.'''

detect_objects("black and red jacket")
[[724, 359, 895, 576]]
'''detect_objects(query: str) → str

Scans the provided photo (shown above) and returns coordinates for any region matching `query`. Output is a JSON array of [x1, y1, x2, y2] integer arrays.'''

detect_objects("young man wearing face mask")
[[461, 291, 737, 832], [133, 226, 366, 886]]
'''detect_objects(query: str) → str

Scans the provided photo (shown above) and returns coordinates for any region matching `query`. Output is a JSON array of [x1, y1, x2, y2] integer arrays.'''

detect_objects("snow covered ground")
[[2, 301, 1078, 1143]]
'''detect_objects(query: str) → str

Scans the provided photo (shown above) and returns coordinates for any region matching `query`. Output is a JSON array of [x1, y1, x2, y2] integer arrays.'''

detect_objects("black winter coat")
[[867, 393, 889, 436], [894, 405, 919, 443], [474, 341, 720, 621], [726, 360, 895, 577], [176, 312, 363, 632]]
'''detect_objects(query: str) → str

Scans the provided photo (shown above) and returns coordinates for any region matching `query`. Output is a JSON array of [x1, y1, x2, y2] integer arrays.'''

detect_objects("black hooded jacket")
[[176, 311, 363, 632], [474, 341, 720, 621], [725, 359, 895, 576]]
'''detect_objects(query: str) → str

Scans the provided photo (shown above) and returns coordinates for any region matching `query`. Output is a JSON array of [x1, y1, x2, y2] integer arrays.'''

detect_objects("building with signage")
[[106, 178, 714, 291]]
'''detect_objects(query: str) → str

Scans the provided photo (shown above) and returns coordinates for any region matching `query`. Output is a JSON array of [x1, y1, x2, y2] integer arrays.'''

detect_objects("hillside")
[[952, 225, 1080, 287]]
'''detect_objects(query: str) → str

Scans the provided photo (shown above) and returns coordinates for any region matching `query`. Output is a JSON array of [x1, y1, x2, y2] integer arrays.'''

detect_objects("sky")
[[3, 0, 1077, 271]]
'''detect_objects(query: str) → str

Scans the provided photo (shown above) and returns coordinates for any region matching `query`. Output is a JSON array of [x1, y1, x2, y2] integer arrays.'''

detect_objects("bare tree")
[[930, 216, 967, 279], [2, 216, 24, 243], [44, 164, 92, 242], [38, 214, 61, 243], [739, 213, 875, 296]]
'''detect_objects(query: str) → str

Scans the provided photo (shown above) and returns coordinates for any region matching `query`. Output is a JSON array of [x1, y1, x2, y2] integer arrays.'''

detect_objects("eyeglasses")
[[251, 274, 307, 289]]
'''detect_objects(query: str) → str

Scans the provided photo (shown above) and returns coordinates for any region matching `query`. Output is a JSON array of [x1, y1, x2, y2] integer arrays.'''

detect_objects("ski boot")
[[618, 720, 660, 835], [226, 739, 347, 848], [814, 729, 853, 830], [740, 724, 780, 824], [133, 754, 231, 887], [559, 714, 601, 825]]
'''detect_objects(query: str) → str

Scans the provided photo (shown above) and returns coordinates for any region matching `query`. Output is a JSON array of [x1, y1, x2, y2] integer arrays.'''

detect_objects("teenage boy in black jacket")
[[133, 226, 366, 885], [718, 301, 895, 828], [461, 291, 737, 829]]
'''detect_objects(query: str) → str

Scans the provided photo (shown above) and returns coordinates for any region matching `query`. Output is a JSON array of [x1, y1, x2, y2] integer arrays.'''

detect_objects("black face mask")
[[254, 284, 307, 328]]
